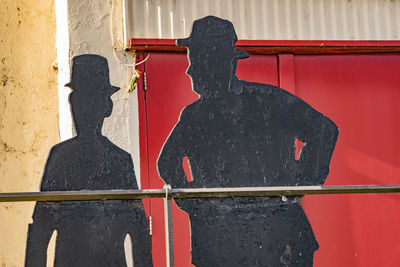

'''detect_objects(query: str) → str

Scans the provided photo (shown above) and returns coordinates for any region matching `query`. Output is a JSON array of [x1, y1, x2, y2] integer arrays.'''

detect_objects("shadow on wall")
[[157, 16, 338, 267], [24, 55, 153, 267]]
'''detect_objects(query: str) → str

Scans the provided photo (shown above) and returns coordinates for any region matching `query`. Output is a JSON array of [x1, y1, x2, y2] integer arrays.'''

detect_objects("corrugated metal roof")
[[125, 0, 400, 40]]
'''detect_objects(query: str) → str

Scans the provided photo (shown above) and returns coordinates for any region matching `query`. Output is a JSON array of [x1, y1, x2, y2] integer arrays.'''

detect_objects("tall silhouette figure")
[[158, 16, 338, 266], [25, 55, 153, 267]]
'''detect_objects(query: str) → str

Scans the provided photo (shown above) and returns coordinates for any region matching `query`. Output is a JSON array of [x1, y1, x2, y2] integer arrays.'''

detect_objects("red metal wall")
[[138, 51, 400, 267], [295, 54, 400, 266]]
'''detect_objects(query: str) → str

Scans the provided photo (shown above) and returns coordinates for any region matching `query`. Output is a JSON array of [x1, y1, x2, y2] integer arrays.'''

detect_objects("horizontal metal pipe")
[[1, 184, 400, 202]]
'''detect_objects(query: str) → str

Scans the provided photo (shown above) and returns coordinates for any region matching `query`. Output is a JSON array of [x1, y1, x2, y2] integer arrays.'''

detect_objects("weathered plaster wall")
[[0, 0, 141, 265], [68, 0, 141, 186], [0, 0, 59, 266]]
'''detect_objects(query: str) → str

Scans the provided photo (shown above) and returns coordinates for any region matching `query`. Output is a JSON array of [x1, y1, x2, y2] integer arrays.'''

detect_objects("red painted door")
[[295, 54, 400, 267], [139, 52, 400, 266]]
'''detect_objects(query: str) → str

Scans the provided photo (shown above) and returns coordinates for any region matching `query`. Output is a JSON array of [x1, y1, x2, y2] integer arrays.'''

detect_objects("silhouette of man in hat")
[[158, 16, 338, 266], [25, 55, 153, 267]]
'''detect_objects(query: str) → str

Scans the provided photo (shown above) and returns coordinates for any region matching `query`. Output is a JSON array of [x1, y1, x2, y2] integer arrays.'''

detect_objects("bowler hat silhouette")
[[177, 16, 249, 60], [65, 54, 119, 95]]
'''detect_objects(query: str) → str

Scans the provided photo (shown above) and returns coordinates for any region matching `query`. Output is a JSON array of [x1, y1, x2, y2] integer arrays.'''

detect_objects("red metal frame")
[[278, 54, 295, 93], [129, 38, 400, 54]]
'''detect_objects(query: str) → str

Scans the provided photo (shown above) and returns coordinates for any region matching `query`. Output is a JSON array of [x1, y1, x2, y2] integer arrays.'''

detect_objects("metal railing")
[[3, 184, 400, 267], [2, 184, 400, 202]]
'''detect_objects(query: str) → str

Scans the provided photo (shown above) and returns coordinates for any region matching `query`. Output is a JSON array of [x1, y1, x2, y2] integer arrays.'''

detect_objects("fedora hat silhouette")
[[177, 16, 249, 60], [65, 54, 119, 95]]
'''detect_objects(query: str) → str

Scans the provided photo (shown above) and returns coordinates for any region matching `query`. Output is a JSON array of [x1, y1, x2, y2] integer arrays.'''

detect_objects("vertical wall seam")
[[55, 0, 73, 141]]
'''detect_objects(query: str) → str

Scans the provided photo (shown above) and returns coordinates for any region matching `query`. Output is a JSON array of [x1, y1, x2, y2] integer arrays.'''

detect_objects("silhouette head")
[[66, 55, 119, 137], [177, 16, 249, 95]]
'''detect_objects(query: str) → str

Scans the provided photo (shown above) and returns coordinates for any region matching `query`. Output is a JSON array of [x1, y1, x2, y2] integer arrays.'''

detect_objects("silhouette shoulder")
[[240, 79, 319, 114], [45, 138, 77, 162], [240, 79, 293, 98], [180, 101, 198, 117], [103, 137, 132, 159]]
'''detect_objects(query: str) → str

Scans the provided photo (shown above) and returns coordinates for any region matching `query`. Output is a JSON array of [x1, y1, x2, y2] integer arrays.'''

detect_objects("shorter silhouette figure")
[[158, 16, 338, 266], [25, 55, 153, 267]]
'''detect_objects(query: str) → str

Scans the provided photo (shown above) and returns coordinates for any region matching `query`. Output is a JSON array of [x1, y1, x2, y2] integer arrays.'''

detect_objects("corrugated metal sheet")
[[125, 0, 400, 40]]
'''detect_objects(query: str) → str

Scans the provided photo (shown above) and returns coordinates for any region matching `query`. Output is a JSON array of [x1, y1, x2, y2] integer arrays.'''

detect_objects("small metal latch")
[[143, 71, 147, 91], [148, 215, 152, 236]]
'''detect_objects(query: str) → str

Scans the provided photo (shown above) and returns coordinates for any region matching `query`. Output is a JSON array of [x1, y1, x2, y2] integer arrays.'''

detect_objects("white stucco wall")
[[64, 1, 140, 265], [67, 0, 141, 186]]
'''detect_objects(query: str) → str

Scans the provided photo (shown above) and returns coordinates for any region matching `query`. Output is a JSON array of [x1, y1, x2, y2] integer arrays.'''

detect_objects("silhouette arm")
[[40, 146, 65, 191], [25, 203, 56, 267], [158, 119, 191, 189], [127, 203, 154, 267], [118, 151, 139, 189], [25, 148, 61, 266], [289, 96, 339, 185]]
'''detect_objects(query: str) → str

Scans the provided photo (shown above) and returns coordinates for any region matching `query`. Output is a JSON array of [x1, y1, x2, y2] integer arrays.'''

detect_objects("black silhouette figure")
[[25, 55, 153, 267], [158, 16, 338, 266]]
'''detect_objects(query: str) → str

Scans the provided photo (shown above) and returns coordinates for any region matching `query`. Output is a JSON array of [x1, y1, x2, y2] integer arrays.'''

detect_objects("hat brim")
[[65, 82, 120, 95], [109, 86, 119, 94], [235, 49, 250, 59], [177, 37, 250, 60], [176, 37, 250, 59], [177, 37, 191, 47]]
